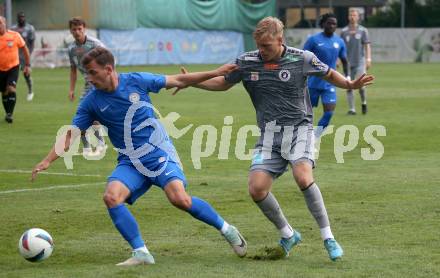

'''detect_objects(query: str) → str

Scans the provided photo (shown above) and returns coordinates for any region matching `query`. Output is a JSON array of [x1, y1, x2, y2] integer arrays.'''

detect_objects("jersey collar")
[[257, 44, 287, 61]]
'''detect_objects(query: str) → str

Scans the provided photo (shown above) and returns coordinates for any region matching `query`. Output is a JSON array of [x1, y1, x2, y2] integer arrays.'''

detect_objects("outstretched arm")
[[165, 64, 237, 89], [31, 128, 81, 181], [323, 68, 374, 90], [172, 67, 235, 95]]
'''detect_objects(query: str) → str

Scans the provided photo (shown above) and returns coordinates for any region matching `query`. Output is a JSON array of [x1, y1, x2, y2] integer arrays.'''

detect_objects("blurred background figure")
[[11, 11, 35, 101], [340, 8, 371, 115], [303, 13, 348, 139], [67, 17, 106, 156], [0, 16, 31, 123]]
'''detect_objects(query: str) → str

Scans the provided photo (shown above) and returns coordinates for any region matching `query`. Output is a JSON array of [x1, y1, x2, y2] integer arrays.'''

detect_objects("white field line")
[[0, 182, 103, 195], [0, 169, 102, 177]]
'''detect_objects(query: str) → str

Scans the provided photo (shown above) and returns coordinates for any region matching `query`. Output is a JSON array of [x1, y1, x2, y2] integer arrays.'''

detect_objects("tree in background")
[[366, 0, 440, 27]]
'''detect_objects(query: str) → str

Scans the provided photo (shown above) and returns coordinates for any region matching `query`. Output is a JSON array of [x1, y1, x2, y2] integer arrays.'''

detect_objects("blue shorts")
[[108, 157, 187, 205], [309, 87, 337, 107]]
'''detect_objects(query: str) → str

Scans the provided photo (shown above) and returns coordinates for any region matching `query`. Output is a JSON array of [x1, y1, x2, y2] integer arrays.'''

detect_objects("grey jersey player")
[[67, 17, 106, 156], [340, 8, 372, 115], [67, 17, 104, 101], [11, 12, 35, 101], [177, 17, 374, 261]]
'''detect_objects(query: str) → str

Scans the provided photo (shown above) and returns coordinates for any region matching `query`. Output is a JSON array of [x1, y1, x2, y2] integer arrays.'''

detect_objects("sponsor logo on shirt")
[[100, 105, 110, 112], [264, 63, 279, 70], [286, 55, 300, 62], [250, 72, 259, 81], [7, 40, 13, 47], [279, 70, 291, 82], [355, 33, 361, 40]]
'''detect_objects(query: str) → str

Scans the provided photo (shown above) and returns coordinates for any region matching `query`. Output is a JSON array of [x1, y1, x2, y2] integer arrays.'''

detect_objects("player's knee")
[[248, 180, 269, 201], [169, 194, 192, 210], [103, 191, 124, 208], [6, 86, 16, 94], [295, 176, 311, 190], [292, 163, 314, 189]]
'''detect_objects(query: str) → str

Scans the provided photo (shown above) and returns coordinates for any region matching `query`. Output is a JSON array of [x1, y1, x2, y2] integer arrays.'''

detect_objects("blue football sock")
[[318, 111, 334, 130], [187, 196, 224, 230], [108, 204, 144, 249]]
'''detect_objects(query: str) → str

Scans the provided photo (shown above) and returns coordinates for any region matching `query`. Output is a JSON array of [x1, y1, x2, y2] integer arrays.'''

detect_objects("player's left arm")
[[323, 69, 374, 90], [164, 64, 238, 89], [29, 26, 36, 53], [363, 28, 372, 70]]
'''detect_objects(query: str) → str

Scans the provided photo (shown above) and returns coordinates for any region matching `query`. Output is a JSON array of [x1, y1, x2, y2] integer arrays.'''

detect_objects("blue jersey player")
[[304, 13, 349, 138], [31, 47, 247, 266]]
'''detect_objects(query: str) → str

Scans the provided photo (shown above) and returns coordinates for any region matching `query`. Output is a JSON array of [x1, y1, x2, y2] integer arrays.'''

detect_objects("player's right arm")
[[31, 128, 81, 181], [69, 65, 77, 101]]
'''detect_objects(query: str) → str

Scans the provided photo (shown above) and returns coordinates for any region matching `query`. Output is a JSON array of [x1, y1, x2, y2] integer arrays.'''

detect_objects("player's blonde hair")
[[349, 8, 360, 15], [253, 17, 284, 40]]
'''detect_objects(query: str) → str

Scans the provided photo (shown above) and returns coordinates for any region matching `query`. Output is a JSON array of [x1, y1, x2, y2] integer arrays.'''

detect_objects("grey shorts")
[[350, 63, 366, 80], [250, 125, 315, 179]]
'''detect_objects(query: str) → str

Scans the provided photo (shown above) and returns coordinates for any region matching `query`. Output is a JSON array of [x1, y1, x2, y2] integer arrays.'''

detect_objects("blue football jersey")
[[304, 32, 347, 89], [72, 72, 175, 162]]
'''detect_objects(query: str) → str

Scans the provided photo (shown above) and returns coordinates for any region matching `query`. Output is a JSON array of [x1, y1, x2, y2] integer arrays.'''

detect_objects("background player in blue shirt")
[[31, 47, 247, 266], [304, 13, 349, 138]]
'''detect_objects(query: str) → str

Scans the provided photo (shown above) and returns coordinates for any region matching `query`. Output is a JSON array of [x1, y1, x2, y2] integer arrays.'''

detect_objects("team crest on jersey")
[[129, 92, 140, 103], [7, 41, 13, 47], [279, 70, 290, 82], [355, 33, 361, 40], [250, 72, 259, 81], [333, 42, 340, 49]]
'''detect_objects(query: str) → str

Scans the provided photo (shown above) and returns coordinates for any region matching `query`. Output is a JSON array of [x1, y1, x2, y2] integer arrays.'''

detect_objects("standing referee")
[[0, 16, 31, 123]]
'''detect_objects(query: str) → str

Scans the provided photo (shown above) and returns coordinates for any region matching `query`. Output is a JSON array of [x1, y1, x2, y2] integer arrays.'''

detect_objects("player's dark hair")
[[319, 13, 337, 28], [81, 46, 115, 68], [68, 17, 86, 28]]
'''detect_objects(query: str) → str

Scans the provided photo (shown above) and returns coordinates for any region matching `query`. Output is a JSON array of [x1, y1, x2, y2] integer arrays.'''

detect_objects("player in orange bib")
[[0, 16, 31, 123]]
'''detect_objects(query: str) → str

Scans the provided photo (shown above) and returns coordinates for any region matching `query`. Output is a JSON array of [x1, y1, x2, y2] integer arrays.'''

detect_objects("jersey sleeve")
[[224, 58, 243, 84], [132, 72, 166, 93], [303, 50, 329, 77], [71, 97, 94, 131]]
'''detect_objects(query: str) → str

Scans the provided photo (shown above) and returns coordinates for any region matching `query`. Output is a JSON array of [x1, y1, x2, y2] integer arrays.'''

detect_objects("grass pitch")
[[0, 63, 439, 277]]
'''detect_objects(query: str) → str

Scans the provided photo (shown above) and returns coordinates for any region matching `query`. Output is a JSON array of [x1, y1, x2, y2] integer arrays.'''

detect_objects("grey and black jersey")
[[68, 36, 104, 77], [11, 23, 35, 53], [340, 25, 370, 67], [225, 46, 329, 130]]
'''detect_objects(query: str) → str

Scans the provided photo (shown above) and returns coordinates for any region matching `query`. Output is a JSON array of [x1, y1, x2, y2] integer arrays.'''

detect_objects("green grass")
[[0, 63, 439, 277]]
